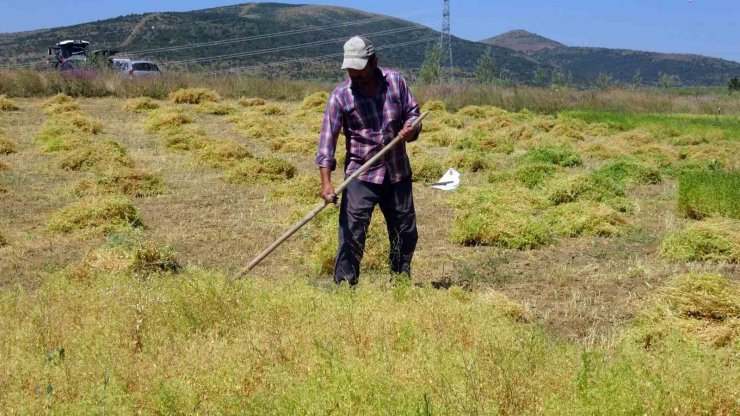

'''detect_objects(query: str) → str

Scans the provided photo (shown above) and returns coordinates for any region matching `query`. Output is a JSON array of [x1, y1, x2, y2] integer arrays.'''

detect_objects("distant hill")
[[0, 3, 544, 82], [482, 30, 564, 53], [483, 29, 740, 86]]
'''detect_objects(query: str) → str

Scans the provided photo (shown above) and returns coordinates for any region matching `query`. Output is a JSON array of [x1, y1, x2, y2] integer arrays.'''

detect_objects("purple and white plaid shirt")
[[316, 67, 421, 184]]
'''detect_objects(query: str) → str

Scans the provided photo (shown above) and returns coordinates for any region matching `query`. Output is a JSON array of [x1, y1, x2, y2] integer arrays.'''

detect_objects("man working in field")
[[316, 35, 422, 286]]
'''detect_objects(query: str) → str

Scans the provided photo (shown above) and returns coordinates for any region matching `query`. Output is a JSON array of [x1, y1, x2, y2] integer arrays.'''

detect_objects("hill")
[[0, 3, 544, 82], [483, 30, 740, 86], [482, 29, 565, 53]]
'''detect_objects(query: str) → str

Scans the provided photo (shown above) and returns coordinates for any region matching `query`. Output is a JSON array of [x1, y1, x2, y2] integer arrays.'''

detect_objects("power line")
[[200, 37, 437, 77], [164, 24, 430, 66]]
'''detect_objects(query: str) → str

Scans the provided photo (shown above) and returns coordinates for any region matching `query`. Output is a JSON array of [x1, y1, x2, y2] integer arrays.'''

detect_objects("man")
[[316, 35, 422, 286]]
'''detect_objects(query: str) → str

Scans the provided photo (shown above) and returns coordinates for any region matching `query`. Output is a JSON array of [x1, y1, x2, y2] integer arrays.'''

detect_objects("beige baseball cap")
[[341, 35, 375, 70]]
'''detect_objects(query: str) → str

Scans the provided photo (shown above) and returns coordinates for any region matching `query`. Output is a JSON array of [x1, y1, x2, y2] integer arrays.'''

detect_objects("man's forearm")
[[320, 167, 332, 186]]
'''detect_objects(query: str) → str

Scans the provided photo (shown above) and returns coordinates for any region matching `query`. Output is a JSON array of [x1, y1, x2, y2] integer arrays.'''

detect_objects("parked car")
[[111, 58, 161, 77]]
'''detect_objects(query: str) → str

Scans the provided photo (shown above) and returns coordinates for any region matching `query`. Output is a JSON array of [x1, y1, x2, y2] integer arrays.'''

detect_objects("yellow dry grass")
[[169, 88, 221, 104], [123, 97, 160, 113]]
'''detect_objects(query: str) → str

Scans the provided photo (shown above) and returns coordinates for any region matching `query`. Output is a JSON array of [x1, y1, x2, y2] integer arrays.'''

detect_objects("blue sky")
[[2, 0, 738, 62]]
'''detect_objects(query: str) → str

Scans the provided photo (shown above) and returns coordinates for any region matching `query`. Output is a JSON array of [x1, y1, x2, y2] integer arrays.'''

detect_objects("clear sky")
[[2, 0, 738, 62]]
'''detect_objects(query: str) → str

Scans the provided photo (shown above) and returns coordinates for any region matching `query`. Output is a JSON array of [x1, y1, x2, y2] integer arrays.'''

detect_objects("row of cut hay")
[[33, 95, 160, 236], [144, 107, 296, 182], [0, 268, 735, 414]]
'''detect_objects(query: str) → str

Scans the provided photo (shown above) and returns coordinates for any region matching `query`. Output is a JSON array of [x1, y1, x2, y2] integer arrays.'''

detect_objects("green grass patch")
[[520, 146, 582, 167], [677, 170, 740, 219], [562, 110, 740, 141]]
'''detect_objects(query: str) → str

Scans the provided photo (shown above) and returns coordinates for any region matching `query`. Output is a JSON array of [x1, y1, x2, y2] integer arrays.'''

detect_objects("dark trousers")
[[334, 174, 418, 285]]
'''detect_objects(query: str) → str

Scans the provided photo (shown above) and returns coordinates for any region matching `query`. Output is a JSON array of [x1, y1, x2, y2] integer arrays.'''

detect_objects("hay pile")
[[228, 157, 296, 182], [238, 97, 266, 107], [0, 95, 20, 111], [123, 97, 160, 113], [632, 273, 739, 348], [169, 88, 220, 104], [47, 195, 144, 235], [195, 101, 236, 115], [660, 218, 739, 263], [0, 138, 15, 155], [144, 109, 194, 131], [300, 92, 329, 110], [74, 168, 165, 198]]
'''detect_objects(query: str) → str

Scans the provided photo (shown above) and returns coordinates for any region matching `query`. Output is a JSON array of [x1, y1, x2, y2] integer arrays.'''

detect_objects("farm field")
[[0, 90, 738, 414]]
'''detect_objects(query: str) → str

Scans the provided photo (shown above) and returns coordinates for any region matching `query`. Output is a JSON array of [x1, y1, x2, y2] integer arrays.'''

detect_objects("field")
[[0, 86, 738, 414]]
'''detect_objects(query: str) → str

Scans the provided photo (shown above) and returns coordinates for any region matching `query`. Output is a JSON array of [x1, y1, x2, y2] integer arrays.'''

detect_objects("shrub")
[[124, 97, 160, 112], [0, 138, 15, 155], [677, 170, 740, 219], [238, 97, 266, 107], [169, 88, 220, 104], [301, 91, 329, 110], [0, 95, 19, 111], [228, 157, 296, 182], [47, 195, 144, 235], [520, 146, 582, 167], [660, 219, 739, 263], [195, 101, 236, 115]]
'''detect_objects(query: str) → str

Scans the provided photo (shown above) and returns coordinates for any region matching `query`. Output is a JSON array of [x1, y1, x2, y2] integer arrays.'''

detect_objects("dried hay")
[[269, 174, 321, 205], [520, 146, 582, 167], [261, 104, 287, 116], [123, 97, 160, 113], [67, 112, 103, 134], [47, 195, 144, 235], [448, 183, 552, 249], [660, 218, 739, 263], [69, 236, 180, 280], [195, 101, 236, 115], [301, 91, 329, 110], [457, 105, 489, 119], [145, 109, 194, 131], [197, 139, 252, 167], [268, 134, 315, 153], [445, 150, 493, 172], [631, 273, 739, 348], [0, 95, 19, 111], [40, 93, 74, 108], [0, 161, 8, 171], [43, 102, 81, 114], [480, 290, 529, 322], [589, 157, 662, 196], [74, 168, 166, 198], [228, 157, 296, 182], [238, 97, 266, 107], [0, 230, 7, 247], [231, 115, 287, 139], [58, 140, 134, 172], [544, 201, 627, 237], [411, 156, 445, 183], [0, 138, 16, 155], [161, 127, 208, 151], [169, 88, 220, 104], [421, 100, 446, 112]]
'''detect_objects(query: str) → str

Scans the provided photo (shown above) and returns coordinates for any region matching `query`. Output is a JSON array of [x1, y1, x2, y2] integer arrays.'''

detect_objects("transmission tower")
[[440, 0, 453, 81]]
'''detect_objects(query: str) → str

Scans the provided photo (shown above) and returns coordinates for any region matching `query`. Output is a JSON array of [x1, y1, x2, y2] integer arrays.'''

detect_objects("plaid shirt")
[[316, 67, 421, 184]]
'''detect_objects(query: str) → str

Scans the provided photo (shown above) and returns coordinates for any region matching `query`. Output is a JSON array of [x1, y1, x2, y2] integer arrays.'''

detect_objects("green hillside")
[[0, 3, 544, 82]]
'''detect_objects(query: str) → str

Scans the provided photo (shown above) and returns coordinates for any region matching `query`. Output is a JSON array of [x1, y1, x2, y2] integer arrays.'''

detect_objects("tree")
[[532, 67, 548, 87], [551, 69, 572, 89], [594, 73, 613, 90], [729, 77, 740, 94], [632, 69, 642, 89], [475, 47, 495, 84], [659, 72, 679, 89], [418, 43, 442, 85]]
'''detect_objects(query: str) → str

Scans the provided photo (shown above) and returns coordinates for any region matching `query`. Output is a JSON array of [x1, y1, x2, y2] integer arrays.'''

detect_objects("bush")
[[47, 195, 144, 235], [169, 88, 220, 104], [677, 170, 740, 219], [660, 218, 739, 263]]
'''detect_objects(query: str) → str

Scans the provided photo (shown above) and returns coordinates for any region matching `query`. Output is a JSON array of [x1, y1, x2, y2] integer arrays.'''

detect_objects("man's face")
[[347, 58, 376, 87]]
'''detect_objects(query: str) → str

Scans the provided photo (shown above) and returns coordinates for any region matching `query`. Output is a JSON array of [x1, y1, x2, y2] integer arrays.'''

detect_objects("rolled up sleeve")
[[316, 93, 342, 170], [399, 75, 422, 142]]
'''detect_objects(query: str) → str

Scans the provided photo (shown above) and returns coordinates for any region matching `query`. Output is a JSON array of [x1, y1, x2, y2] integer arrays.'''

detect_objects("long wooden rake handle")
[[232, 112, 428, 281]]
